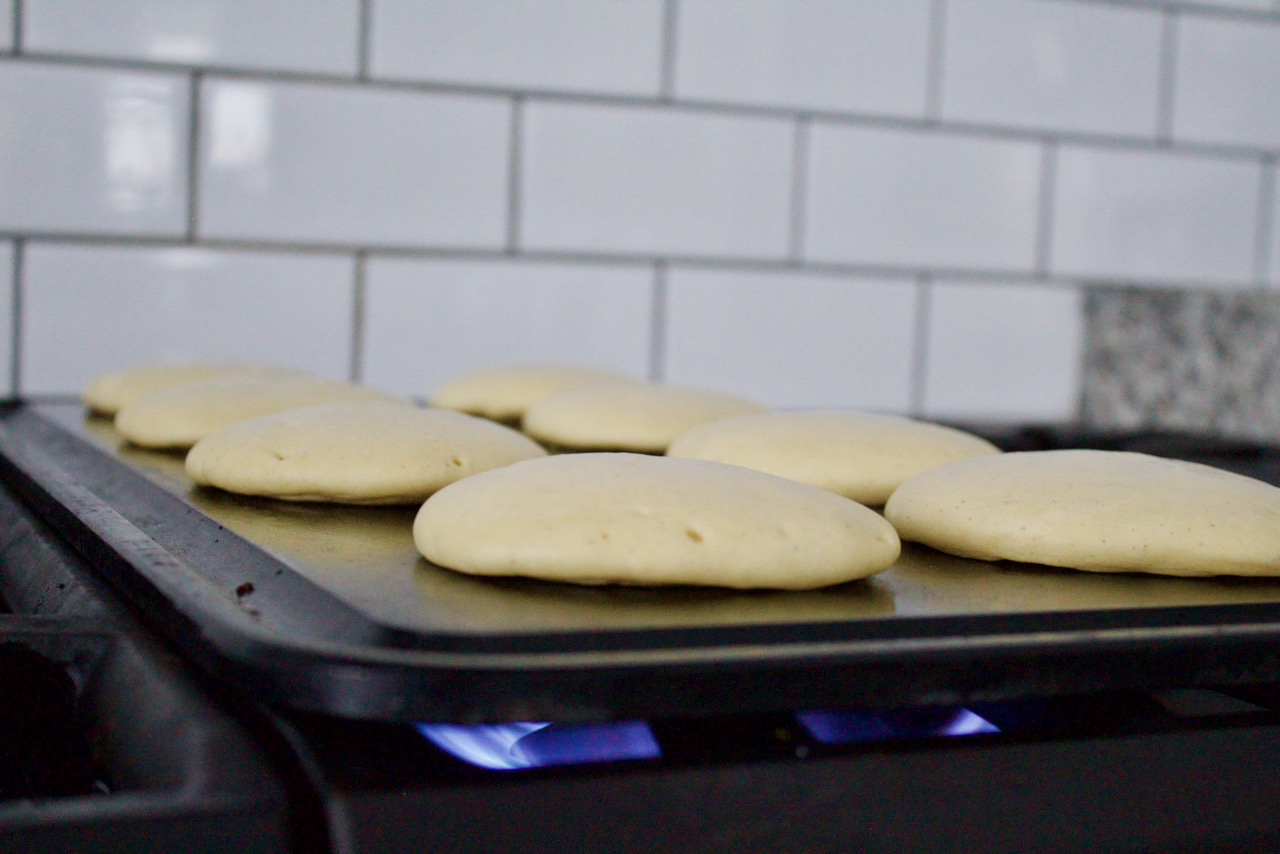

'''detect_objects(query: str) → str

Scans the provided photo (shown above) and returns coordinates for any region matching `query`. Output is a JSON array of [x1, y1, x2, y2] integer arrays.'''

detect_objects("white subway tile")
[[1050, 146, 1259, 286], [806, 125, 1042, 271], [520, 103, 793, 258], [0, 0, 12, 52], [21, 244, 356, 395], [674, 0, 931, 118], [942, 0, 1163, 138], [24, 0, 360, 74], [922, 281, 1082, 421], [370, 0, 664, 96], [198, 80, 510, 248], [0, 63, 189, 236], [362, 257, 653, 398], [1173, 16, 1280, 150], [664, 269, 917, 411]]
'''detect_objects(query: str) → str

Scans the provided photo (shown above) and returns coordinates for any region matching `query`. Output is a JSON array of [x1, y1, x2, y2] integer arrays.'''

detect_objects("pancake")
[[186, 402, 546, 504], [522, 382, 767, 453], [430, 365, 637, 423], [414, 452, 900, 589], [82, 362, 304, 416], [667, 410, 1000, 505], [884, 449, 1280, 577], [115, 375, 405, 449]]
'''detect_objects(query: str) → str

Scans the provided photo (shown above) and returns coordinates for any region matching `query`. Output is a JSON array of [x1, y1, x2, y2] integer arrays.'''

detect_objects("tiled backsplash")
[[3, 0, 1280, 428]]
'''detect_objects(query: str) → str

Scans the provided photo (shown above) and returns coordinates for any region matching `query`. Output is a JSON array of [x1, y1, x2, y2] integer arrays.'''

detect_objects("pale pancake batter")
[[83, 363, 304, 416], [884, 449, 1280, 577], [415, 452, 900, 589], [186, 402, 546, 504], [667, 410, 1000, 505], [431, 365, 636, 423], [522, 382, 767, 453], [115, 375, 405, 449]]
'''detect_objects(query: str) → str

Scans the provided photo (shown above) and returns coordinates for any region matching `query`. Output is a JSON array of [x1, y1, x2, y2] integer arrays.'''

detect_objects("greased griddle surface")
[[54, 403, 1280, 635]]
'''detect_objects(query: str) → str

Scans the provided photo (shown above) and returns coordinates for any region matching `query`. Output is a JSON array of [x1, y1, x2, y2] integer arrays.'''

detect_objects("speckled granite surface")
[[1080, 287, 1280, 441]]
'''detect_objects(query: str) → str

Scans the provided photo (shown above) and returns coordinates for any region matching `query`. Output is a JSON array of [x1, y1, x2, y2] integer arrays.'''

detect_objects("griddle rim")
[[4, 402, 1280, 723]]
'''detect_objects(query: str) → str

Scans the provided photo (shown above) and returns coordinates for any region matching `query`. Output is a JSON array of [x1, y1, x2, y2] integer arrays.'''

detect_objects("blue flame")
[[417, 720, 661, 770], [796, 707, 999, 744]]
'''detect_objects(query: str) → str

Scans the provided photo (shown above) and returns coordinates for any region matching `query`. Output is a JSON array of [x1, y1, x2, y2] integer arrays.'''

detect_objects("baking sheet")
[[7, 401, 1280, 723]]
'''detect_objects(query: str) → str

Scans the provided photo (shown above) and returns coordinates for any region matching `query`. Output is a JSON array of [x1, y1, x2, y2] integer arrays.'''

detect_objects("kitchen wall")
[[2, 0, 1278, 425]]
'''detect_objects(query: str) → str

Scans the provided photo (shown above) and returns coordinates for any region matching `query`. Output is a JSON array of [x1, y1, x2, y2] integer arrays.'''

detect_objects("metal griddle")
[[4, 401, 1280, 724]]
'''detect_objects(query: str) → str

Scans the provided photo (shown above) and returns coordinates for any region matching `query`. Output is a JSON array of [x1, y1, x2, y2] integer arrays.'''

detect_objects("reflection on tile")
[[922, 281, 1082, 421], [21, 244, 356, 395], [520, 103, 793, 258], [1173, 16, 1280, 149], [942, 0, 1162, 137], [370, 0, 664, 95], [1051, 146, 1259, 286], [1081, 287, 1280, 440], [0, 62, 189, 235], [198, 79, 509, 247], [805, 125, 1041, 271], [674, 0, 931, 117], [362, 257, 653, 398], [663, 269, 917, 411], [25, 0, 360, 74]]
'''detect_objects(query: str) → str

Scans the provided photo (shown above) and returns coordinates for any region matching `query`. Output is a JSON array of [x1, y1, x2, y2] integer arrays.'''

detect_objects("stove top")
[[4, 408, 1280, 852]]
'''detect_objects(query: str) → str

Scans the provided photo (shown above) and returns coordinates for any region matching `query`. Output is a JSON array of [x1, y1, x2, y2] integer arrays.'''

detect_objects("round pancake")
[[884, 449, 1280, 577], [667, 411, 1000, 505], [431, 365, 637, 422], [186, 402, 547, 504], [82, 362, 304, 416], [115, 375, 405, 449], [414, 452, 900, 589], [522, 382, 767, 453]]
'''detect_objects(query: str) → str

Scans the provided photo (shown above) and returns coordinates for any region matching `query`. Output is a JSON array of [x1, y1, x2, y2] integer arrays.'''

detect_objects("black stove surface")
[[6, 420, 1280, 853]]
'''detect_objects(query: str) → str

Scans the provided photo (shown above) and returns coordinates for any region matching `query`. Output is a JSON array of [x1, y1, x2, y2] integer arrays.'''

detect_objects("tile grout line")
[[186, 71, 202, 242], [1034, 140, 1059, 278], [1155, 8, 1179, 145], [0, 231, 1252, 291], [10, 0, 21, 54], [505, 96, 524, 254], [1066, 0, 1279, 22], [1253, 156, 1277, 288], [908, 274, 933, 418], [659, 0, 679, 100], [648, 262, 668, 382], [1074, 287, 1094, 425], [356, 0, 372, 81], [925, 0, 948, 122], [10, 239, 22, 397], [349, 251, 366, 383], [788, 117, 811, 263]]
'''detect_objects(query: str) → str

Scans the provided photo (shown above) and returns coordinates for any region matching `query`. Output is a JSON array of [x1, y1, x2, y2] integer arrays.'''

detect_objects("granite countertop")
[[1080, 287, 1280, 442]]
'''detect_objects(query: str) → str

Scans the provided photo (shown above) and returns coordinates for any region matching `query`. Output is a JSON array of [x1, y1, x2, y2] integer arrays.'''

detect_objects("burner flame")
[[416, 720, 660, 771], [796, 707, 999, 744]]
